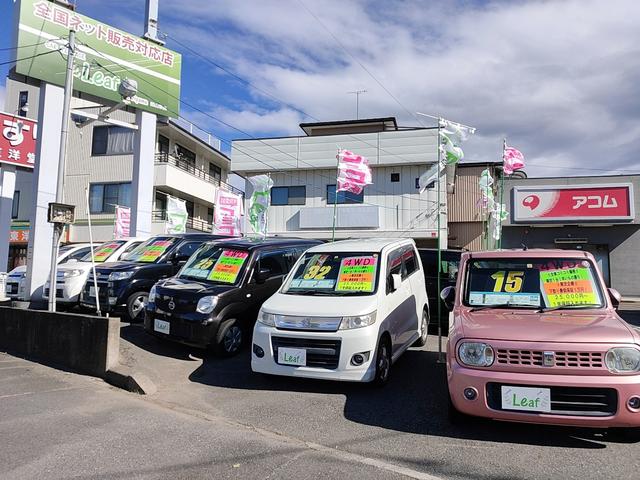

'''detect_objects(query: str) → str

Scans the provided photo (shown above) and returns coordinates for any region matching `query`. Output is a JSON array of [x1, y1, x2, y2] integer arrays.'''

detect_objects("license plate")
[[154, 319, 170, 335], [501, 386, 551, 413], [5, 284, 12, 294], [89, 286, 97, 297], [278, 347, 306, 366]]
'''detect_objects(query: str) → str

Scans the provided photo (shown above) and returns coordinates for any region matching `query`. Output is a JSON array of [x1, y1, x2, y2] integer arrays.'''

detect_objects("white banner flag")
[[166, 196, 188, 234], [113, 206, 130, 239]]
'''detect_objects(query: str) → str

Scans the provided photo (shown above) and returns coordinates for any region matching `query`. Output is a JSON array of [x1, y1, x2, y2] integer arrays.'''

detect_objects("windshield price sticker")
[[290, 278, 336, 289], [469, 292, 540, 306], [208, 250, 248, 283], [335, 256, 377, 292], [540, 267, 598, 307], [139, 241, 172, 262], [93, 243, 119, 262]]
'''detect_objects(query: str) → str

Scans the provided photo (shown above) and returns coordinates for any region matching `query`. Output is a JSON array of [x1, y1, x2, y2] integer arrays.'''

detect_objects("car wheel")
[[413, 310, 429, 347], [214, 319, 243, 357], [126, 291, 148, 322], [372, 337, 391, 387]]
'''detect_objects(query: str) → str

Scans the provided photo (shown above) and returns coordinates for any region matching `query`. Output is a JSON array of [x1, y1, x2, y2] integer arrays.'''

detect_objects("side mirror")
[[256, 267, 272, 284], [608, 288, 621, 310], [440, 286, 456, 311], [390, 273, 402, 292]]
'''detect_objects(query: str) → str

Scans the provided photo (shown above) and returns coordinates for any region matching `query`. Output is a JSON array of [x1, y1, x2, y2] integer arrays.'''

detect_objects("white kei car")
[[43, 238, 146, 306], [251, 238, 429, 385], [5, 243, 93, 301]]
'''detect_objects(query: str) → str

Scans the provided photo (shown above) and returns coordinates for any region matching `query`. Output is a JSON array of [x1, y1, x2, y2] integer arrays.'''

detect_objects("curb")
[[105, 366, 157, 395]]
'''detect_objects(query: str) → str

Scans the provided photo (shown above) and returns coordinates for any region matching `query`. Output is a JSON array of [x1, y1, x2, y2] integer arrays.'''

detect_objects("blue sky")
[[2, 0, 640, 177]]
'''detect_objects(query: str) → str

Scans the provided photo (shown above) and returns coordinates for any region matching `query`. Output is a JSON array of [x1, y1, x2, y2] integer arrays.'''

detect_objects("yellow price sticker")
[[491, 271, 524, 293], [303, 265, 331, 280]]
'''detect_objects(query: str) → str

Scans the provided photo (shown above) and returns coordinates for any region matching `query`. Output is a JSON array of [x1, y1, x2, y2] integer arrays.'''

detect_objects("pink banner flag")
[[114, 206, 130, 239], [336, 150, 373, 195], [503, 145, 525, 175], [213, 189, 243, 237]]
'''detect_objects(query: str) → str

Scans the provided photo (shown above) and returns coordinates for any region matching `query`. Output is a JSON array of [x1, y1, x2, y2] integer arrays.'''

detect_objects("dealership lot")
[[115, 308, 640, 480]]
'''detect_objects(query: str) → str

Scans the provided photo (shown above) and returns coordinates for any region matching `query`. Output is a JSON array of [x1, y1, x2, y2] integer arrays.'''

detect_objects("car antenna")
[[521, 243, 528, 251]]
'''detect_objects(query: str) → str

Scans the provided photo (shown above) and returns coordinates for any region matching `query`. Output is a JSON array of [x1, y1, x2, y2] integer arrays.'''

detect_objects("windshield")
[[81, 241, 126, 263], [121, 237, 177, 263], [464, 257, 606, 309], [179, 245, 249, 284], [283, 252, 379, 296]]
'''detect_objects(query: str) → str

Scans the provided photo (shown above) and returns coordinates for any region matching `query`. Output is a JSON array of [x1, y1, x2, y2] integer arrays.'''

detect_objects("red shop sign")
[[0, 111, 37, 169], [513, 184, 634, 222]]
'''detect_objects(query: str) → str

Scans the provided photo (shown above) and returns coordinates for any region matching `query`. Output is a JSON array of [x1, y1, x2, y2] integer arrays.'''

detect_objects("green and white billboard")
[[15, 0, 181, 117]]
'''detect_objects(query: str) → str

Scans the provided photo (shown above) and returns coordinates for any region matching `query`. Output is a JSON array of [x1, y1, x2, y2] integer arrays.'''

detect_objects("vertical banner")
[[0, 112, 37, 168], [214, 189, 243, 237], [166, 196, 187, 234], [113, 206, 131, 239], [336, 150, 373, 194], [247, 175, 273, 238]]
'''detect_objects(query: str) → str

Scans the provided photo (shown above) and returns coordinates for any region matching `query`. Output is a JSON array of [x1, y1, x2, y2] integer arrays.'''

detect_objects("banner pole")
[[331, 150, 339, 242], [436, 121, 444, 364], [498, 139, 506, 249], [85, 187, 101, 316]]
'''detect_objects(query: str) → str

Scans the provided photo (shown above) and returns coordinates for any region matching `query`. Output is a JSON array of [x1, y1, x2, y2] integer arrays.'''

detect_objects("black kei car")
[[80, 234, 227, 321], [144, 237, 321, 356]]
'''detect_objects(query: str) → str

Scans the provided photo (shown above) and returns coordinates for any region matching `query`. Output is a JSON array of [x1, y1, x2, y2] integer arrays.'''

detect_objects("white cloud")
[[162, 0, 640, 176]]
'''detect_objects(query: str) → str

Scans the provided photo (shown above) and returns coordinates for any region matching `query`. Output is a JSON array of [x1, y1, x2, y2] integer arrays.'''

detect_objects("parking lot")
[[111, 308, 640, 480]]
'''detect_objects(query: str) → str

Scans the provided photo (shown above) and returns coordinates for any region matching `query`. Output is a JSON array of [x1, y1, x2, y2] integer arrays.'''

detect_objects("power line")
[[296, 0, 427, 127], [0, 40, 49, 52], [0, 50, 60, 67]]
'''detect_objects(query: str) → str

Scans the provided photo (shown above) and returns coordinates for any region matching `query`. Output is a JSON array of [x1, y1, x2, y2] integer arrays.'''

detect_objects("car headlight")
[[340, 311, 377, 330], [605, 347, 640, 373], [196, 295, 218, 314], [63, 269, 83, 278], [458, 342, 495, 367], [257, 309, 276, 326], [109, 271, 134, 281], [148, 285, 157, 304]]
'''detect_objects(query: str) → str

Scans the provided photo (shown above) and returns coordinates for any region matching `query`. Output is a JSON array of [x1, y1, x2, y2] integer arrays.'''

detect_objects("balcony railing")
[[152, 210, 213, 233], [154, 152, 243, 196]]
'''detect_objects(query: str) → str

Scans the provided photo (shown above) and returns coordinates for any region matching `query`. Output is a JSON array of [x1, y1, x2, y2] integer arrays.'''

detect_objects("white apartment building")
[[3, 74, 241, 269], [232, 117, 447, 247]]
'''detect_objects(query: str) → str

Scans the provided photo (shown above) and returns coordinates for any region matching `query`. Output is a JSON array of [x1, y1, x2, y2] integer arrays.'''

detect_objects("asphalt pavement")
[[2, 308, 639, 480]]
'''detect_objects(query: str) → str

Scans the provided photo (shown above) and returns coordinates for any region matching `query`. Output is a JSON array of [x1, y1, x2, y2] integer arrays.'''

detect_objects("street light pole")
[[48, 29, 75, 312]]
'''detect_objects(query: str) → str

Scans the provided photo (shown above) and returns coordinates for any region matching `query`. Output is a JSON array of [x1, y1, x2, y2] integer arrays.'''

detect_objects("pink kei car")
[[441, 249, 640, 434]]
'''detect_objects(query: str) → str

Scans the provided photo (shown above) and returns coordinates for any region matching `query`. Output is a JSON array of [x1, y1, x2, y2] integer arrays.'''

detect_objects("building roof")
[[464, 249, 592, 259], [299, 117, 398, 136], [163, 119, 231, 165], [307, 237, 413, 253]]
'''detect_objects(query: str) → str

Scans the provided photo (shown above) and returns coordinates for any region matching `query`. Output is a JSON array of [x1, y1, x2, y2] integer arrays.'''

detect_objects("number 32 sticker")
[[491, 271, 524, 293], [303, 265, 331, 280]]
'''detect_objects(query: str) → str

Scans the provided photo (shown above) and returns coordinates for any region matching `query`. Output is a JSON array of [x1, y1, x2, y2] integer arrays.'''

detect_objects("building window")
[[155, 192, 167, 212], [209, 163, 221, 182], [11, 191, 19, 219], [185, 200, 194, 218], [416, 177, 434, 190], [91, 126, 135, 156], [391, 173, 400, 182], [157, 134, 170, 155], [327, 184, 364, 204], [89, 183, 131, 214], [271, 186, 306, 206], [175, 144, 196, 167], [18, 91, 28, 117], [207, 207, 214, 224]]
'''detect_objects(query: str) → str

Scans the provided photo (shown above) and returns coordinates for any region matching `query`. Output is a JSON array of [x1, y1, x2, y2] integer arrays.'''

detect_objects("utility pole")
[[347, 89, 367, 119], [48, 29, 75, 312]]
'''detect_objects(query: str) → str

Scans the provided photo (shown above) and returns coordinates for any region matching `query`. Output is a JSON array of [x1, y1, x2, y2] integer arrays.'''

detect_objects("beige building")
[[3, 73, 241, 268]]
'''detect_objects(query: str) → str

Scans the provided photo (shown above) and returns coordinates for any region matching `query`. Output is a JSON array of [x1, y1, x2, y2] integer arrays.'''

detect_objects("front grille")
[[44, 288, 64, 298], [496, 349, 604, 368], [271, 336, 341, 369], [487, 383, 618, 417]]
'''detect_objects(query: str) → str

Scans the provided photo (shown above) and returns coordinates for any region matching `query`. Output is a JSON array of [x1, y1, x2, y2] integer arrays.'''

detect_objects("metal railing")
[[154, 152, 244, 196], [152, 210, 213, 233]]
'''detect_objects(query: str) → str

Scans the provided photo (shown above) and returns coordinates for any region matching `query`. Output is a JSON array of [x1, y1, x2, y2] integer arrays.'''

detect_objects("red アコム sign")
[[0, 111, 37, 169], [512, 184, 634, 222]]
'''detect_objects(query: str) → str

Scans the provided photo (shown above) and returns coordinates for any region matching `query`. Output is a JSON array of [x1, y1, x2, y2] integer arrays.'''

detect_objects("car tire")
[[125, 291, 148, 323], [413, 309, 429, 347], [214, 319, 243, 357], [372, 336, 392, 387]]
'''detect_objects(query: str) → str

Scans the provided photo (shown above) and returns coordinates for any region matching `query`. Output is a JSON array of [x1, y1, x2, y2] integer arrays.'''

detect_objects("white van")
[[251, 238, 429, 385]]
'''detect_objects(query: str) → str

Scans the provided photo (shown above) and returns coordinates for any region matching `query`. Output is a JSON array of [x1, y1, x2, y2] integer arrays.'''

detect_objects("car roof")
[[149, 233, 228, 241], [203, 237, 322, 251], [306, 237, 414, 253], [464, 249, 592, 260]]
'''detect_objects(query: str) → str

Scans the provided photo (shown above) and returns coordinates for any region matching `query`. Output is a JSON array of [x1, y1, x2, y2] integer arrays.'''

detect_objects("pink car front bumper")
[[448, 361, 640, 428]]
